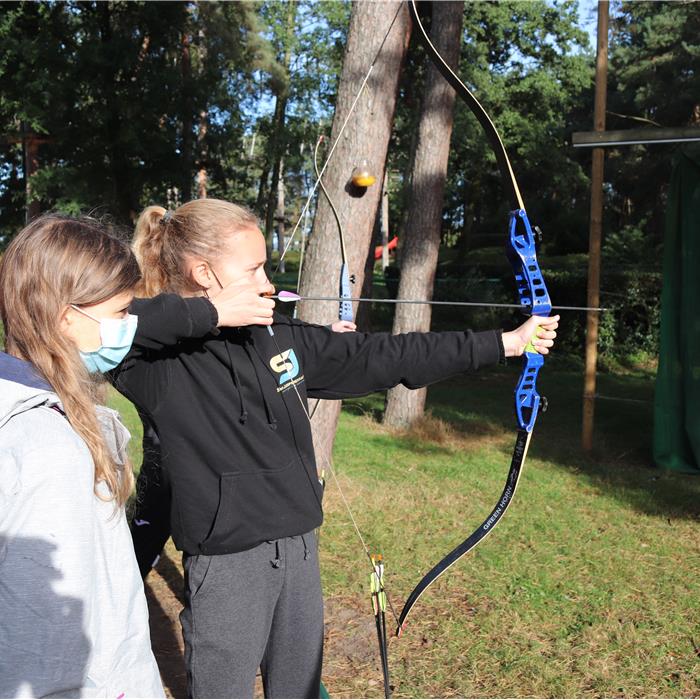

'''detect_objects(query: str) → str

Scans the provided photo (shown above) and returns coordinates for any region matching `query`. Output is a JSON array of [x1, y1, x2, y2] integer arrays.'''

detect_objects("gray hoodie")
[[0, 351, 164, 698]]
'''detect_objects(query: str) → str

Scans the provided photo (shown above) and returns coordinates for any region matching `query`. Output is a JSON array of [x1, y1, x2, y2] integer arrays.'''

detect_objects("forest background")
[[1, 0, 698, 368]]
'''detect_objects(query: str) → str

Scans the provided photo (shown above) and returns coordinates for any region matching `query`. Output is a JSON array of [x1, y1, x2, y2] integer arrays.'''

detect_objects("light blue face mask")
[[71, 305, 138, 374]]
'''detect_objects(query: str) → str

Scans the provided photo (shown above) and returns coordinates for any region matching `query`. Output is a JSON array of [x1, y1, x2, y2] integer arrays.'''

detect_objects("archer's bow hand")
[[209, 281, 276, 328], [330, 320, 357, 333], [502, 314, 560, 357]]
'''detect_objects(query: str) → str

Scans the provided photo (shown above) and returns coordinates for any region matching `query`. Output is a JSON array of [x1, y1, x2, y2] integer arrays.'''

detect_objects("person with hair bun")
[[0, 215, 165, 698], [111, 198, 559, 699]]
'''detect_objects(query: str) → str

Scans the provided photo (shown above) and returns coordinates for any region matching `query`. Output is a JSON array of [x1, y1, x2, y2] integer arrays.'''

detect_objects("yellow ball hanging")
[[351, 160, 376, 188]]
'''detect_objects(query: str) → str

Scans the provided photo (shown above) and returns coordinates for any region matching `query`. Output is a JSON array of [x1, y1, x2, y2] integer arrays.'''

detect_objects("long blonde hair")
[[133, 198, 259, 297], [0, 215, 140, 507]]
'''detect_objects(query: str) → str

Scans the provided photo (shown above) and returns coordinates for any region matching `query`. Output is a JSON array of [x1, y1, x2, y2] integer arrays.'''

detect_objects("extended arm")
[[287, 318, 504, 400]]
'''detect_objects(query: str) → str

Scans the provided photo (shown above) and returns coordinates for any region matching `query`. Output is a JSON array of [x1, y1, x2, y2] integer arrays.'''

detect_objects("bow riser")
[[507, 209, 551, 316], [515, 352, 544, 432], [507, 209, 550, 432]]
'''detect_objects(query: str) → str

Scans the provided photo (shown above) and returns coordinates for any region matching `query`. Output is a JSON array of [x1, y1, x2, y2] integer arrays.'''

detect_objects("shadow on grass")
[[346, 363, 700, 522]]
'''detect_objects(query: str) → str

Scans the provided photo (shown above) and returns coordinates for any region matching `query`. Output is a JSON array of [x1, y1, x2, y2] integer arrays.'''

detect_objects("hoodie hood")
[[0, 351, 58, 430]]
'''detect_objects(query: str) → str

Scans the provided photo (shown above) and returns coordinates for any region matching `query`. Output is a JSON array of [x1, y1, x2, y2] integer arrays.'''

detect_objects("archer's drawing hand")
[[331, 320, 357, 333], [502, 314, 560, 358], [210, 281, 276, 327]]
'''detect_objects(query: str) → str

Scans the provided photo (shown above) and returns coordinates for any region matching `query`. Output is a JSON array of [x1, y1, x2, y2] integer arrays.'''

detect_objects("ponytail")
[[133, 199, 260, 297], [132, 206, 172, 297]]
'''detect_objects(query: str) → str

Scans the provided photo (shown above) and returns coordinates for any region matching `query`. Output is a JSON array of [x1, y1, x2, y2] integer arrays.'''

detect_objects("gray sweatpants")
[[180, 533, 323, 699]]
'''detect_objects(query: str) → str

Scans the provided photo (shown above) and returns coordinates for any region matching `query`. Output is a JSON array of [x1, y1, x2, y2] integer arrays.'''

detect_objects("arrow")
[[271, 290, 606, 313]]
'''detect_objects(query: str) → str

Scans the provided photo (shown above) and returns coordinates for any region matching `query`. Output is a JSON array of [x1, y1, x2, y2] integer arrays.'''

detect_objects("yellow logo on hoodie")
[[270, 348, 300, 386]]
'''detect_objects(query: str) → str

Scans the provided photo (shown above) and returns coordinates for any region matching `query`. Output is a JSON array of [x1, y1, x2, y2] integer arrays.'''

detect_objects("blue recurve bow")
[[396, 0, 553, 637]]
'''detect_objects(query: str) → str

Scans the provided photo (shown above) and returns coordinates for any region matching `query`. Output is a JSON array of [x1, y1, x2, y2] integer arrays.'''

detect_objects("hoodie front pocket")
[[198, 459, 321, 554]]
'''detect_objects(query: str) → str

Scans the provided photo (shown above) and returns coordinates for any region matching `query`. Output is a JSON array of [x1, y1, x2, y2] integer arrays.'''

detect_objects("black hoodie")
[[114, 294, 504, 556]]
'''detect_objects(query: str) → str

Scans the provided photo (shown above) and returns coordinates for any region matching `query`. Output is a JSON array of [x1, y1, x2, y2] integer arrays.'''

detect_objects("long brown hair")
[[0, 214, 140, 507], [132, 199, 259, 297]]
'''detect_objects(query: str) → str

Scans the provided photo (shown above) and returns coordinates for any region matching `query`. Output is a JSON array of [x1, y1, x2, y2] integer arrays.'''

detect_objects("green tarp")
[[653, 147, 700, 473]]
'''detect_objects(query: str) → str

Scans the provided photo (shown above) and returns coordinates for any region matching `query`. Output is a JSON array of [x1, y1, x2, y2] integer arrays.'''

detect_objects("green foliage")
[[600, 0, 700, 250], [602, 220, 661, 267], [446, 1, 591, 252], [249, 0, 350, 222], [542, 264, 661, 364], [0, 0, 281, 233], [612, 1, 700, 128], [388, 234, 660, 367]]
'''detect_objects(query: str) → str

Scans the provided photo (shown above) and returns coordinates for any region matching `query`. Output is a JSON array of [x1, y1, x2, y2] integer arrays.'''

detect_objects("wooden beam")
[[573, 127, 700, 148]]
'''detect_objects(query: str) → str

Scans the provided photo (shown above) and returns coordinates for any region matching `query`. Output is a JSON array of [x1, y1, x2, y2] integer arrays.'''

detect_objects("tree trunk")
[[395, 101, 420, 267], [384, 1, 463, 428], [264, 91, 289, 260], [256, 159, 271, 218], [264, 1, 296, 261], [298, 1, 412, 466], [195, 14, 208, 200]]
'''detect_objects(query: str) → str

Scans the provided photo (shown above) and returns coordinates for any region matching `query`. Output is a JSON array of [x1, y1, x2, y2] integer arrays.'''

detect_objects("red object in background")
[[375, 236, 398, 260]]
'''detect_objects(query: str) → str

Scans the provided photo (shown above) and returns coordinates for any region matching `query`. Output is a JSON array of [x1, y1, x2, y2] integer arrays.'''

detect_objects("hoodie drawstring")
[[266, 537, 311, 568], [223, 337, 248, 424], [224, 332, 278, 430], [269, 540, 281, 569], [242, 342, 277, 431]]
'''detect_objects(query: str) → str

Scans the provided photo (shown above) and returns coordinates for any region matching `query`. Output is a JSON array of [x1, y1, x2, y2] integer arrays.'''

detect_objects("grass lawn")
[[108, 359, 700, 698]]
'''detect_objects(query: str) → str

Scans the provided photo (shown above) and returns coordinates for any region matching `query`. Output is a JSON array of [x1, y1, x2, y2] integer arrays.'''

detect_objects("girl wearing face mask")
[[111, 198, 559, 699], [0, 215, 165, 698]]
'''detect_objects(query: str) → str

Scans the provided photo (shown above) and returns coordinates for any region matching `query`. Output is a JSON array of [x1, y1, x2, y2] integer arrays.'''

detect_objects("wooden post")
[[582, 1, 609, 452]]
